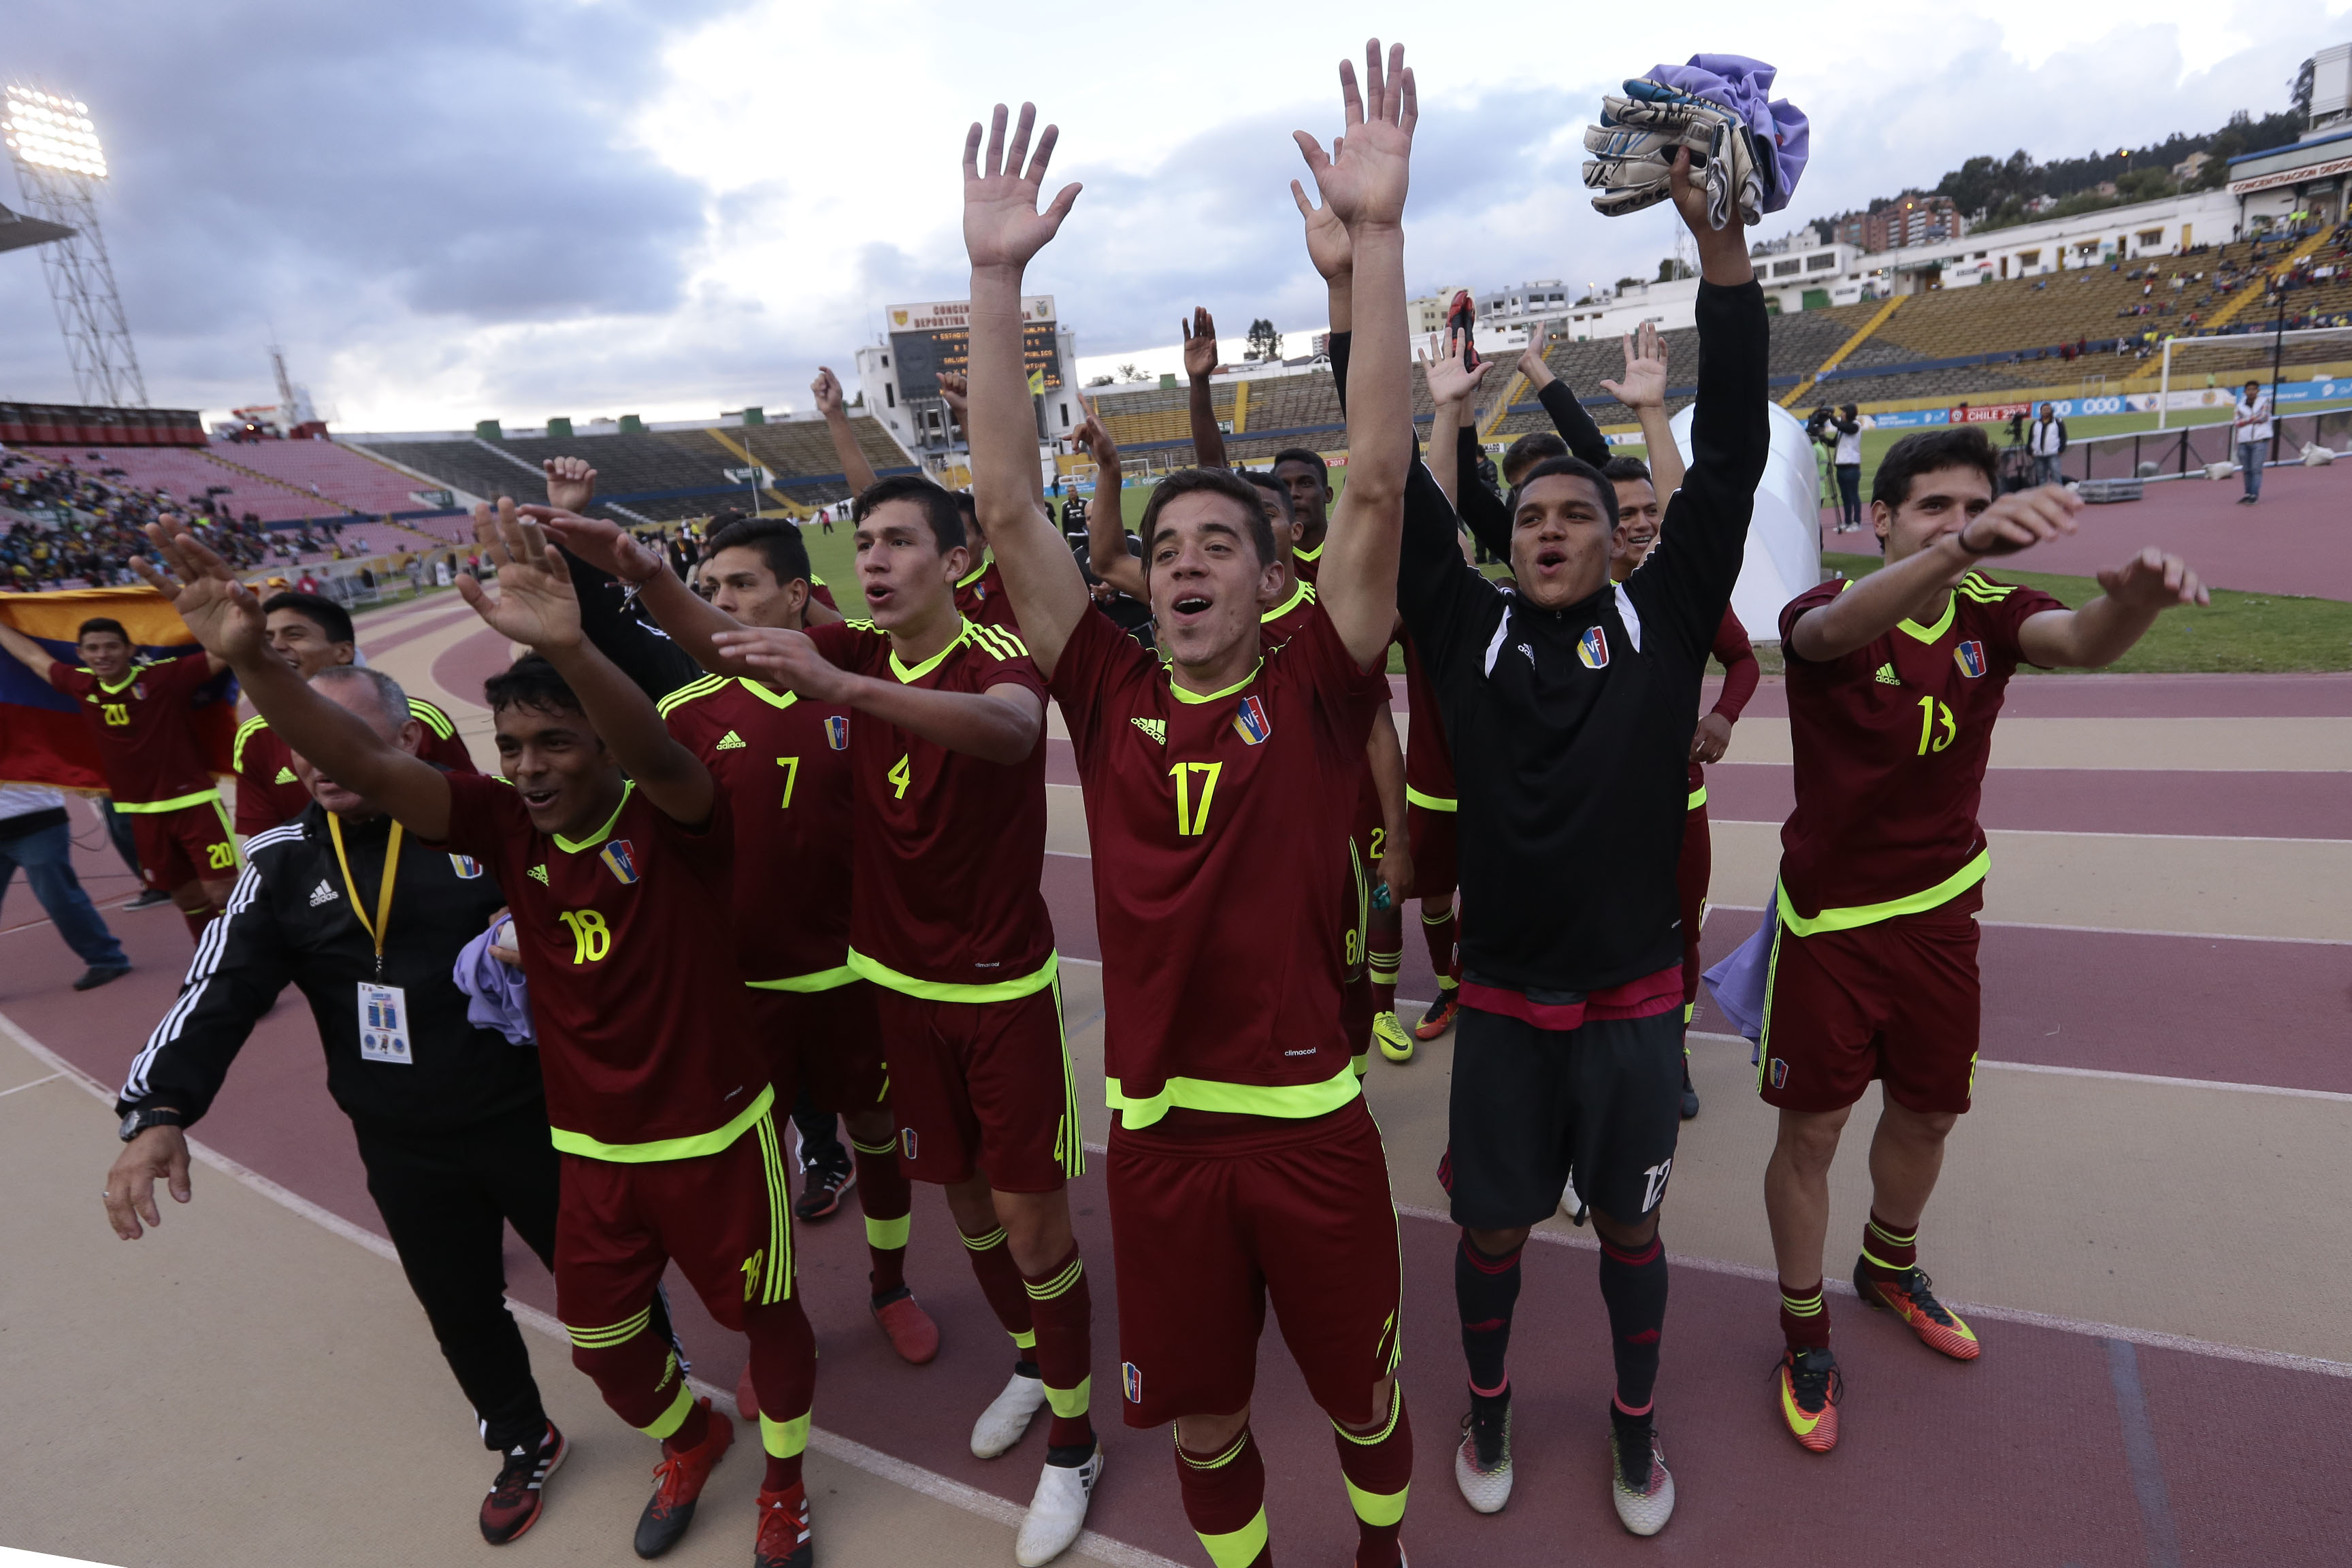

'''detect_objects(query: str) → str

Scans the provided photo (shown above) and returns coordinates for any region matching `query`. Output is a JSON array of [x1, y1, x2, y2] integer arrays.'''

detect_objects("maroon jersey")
[[658, 674, 855, 987], [233, 699, 476, 835], [953, 559, 1019, 632], [1290, 536, 1324, 584], [1049, 602, 1388, 1128], [1777, 571, 2061, 932], [438, 773, 768, 1159], [1688, 604, 1760, 801], [808, 618, 1056, 1000], [49, 653, 218, 808], [1258, 578, 1318, 650], [1399, 628, 1453, 810], [809, 576, 840, 612]]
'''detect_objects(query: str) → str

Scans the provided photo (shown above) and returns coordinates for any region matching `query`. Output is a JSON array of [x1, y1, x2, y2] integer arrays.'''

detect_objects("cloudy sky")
[[4, 0, 2345, 431]]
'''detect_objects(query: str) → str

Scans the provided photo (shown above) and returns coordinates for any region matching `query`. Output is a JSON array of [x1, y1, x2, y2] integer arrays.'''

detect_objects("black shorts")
[[1445, 1004, 1684, 1230]]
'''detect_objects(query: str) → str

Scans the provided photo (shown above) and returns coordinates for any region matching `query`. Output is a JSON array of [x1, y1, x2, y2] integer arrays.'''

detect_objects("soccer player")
[[1398, 152, 1765, 1535], [135, 506, 824, 1568], [956, 52, 1418, 1568], [707, 488, 1097, 1558], [1763, 430, 2206, 1454], [0, 599, 237, 943], [1271, 446, 1332, 581], [231, 590, 476, 836], [527, 507, 942, 1378]]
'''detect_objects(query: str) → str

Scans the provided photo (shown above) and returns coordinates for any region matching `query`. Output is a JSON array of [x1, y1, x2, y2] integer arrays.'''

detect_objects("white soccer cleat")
[[970, 1368, 1048, 1458], [1610, 1425, 1676, 1537], [1453, 1405, 1514, 1514], [1013, 1444, 1102, 1566]]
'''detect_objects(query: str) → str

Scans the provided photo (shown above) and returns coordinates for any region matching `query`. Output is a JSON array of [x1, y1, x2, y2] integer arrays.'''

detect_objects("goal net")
[[2157, 326, 2352, 428]]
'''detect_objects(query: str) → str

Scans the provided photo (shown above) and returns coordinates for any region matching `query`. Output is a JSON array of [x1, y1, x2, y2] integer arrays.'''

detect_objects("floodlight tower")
[[3, 86, 146, 406]]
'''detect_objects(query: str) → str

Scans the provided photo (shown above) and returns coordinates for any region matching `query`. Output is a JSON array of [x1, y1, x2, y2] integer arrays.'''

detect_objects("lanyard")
[[327, 815, 403, 980]]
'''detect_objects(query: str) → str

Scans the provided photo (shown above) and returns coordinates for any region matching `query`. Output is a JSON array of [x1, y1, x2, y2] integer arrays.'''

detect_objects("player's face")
[[1249, 488, 1298, 557], [1146, 492, 1281, 669], [854, 500, 967, 632], [1273, 460, 1329, 532], [698, 546, 807, 632], [491, 702, 619, 836], [77, 632, 131, 680], [293, 683, 423, 816], [265, 609, 355, 679], [1510, 473, 1614, 610], [1876, 465, 1996, 564], [1610, 479, 1661, 577]]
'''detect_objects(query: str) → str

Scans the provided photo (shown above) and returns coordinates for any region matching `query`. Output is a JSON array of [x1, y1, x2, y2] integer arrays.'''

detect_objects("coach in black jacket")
[[1391, 161, 1767, 1526], [100, 664, 621, 1544]]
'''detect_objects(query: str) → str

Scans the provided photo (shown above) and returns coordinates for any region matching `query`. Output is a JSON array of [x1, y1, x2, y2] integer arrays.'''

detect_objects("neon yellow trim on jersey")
[[969, 622, 1030, 662], [1405, 786, 1456, 812], [760, 1410, 811, 1458], [564, 1307, 652, 1349], [1106, 1060, 1362, 1129], [553, 780, 634, 853], [232, 715, 270, 773], [957, 557, 990, 591], [97, 668, 145, 696], [1687, 785, 1708, 810], [656, 674, 728, 717], [409, 699, 456, 738], [889, 619, 973, 684], [1170, 662, 1262, 704], [1775, 849, 1990, 938], [746, 964, 858, 993], [1292, 535, 1325, 563], [1896, 593, 1956, 645], [113, 788, 225, 816], [732, 676, 800, 710], [846, 946, 1058, 1002], [549, 1081, 774, 1163], [1260, 577, 1316, 625], [1958, 572, 2016, 601], [1199, 1509, 1270, 1568]]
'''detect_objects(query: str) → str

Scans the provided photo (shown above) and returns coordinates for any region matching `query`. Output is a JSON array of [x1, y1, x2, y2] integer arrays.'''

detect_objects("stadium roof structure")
[[0, 199, 73, 255]]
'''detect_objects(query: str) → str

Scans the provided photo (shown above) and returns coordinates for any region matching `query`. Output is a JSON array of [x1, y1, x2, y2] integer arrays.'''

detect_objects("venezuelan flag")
[[0, 586, 239, 792]]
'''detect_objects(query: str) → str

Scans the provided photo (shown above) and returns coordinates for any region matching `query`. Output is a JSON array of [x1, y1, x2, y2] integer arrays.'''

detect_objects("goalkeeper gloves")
[[1580, 79, 1766, 229]]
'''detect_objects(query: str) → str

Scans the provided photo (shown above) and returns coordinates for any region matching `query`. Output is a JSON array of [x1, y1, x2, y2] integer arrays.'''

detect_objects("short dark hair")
[[76, 617, 130, 644], [1514, 455, 1620, 530], [1138, 467, 1279, 569], [1271, 448, 1329, 489], [1502, 431, 1569, 482], [483, 653, 585, 717], [1239, 469, 1296, 523], [260, 590, 355, 647], [699, 518, 812, 587], [1872, 427, 1999, 510], [1600, 456, 1652, 486], [854, 475, 965, 554]]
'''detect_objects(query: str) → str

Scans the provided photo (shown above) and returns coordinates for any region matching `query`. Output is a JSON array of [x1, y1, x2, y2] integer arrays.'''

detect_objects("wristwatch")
[[118, 1105, 187, 1142]]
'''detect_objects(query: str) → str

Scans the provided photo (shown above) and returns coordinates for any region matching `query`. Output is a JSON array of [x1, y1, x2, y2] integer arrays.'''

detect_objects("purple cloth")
[[1700, 885, 1780, 1060], [453, 919, 534, 1045], [1644, 54, 1809, 211]]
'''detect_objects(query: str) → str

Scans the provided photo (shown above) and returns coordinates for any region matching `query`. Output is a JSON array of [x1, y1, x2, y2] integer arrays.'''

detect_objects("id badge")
[[357, 982, 413, 1064]]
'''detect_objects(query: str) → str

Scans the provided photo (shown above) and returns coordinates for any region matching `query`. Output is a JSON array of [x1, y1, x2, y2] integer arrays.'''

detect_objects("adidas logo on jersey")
[[1874, 662, 1901, 685], [274, 766, 297, 783], [1130, 717, 1165, 745], [715, 731, 747, 750], [308, 879, 340, 907], [528, 864, 549, 885]]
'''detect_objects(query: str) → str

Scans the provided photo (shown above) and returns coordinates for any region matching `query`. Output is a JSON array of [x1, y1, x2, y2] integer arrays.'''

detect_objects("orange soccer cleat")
[[1855, 1259, 1982, 1361], [1773, 1347, 1842, 1454]]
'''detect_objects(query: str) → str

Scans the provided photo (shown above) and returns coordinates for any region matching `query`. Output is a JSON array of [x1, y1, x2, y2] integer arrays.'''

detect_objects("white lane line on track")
[[1680, 1029, 2352, 1105], [0, 1006, 1183, 1568]]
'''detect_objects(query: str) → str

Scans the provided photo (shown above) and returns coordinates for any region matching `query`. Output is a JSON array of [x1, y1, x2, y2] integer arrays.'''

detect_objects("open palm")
[[458, 501, 583, 651], [1294, 40, 1415, 231], [1601, 323, 1669, 410], [131, 522, 264, 663], [963, 102, 1081, 270]]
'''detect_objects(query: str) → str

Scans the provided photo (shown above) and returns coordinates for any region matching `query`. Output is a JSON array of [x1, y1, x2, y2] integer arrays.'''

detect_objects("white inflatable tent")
[[1663, 400, 1822, 640]]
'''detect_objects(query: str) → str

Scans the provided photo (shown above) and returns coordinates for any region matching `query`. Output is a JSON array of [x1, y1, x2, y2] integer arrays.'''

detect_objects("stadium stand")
[[216, 438, 429, 516], [16, 444, 356, 525]]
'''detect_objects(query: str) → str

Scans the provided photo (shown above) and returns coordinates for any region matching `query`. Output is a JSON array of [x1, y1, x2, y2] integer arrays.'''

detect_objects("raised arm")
[[133, 525, 452, 839], [959, 100, 1092, 675], [527, 506, 747, 676], [1071, 404, 1143, 600], [461, 502, 715, 827], [0, 619, 57, 680], [1299, 39, 1416, 668], [2017, 546, 2208, 668], [1183, 308, 1229, 470], [1423, 329, 1491, 510], [1601, 322, 1682, 497], [1518, 321, 1612, 469], [710, 625, 1045, 765], [814, 367, 879, 494]]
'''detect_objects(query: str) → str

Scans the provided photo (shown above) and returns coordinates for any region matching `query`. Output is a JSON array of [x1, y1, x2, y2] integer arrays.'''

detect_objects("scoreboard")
[[887, 295, 1061, 399]]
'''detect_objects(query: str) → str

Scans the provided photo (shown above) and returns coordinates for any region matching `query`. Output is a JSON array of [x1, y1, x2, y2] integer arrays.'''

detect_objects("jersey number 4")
[[558, 909, 612, 964], [1915, 696, 1958, 756], [887, 754, 913, 800], [1169, 761, 1222, 836]]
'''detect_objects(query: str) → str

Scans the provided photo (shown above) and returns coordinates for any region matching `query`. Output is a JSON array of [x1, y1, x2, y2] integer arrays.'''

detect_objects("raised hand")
[[1601, 321, 1669, 410], [1954, 485, 2082, 559], [519, 504, 664, 584], [1072, 398, 1119, 468], [1516, 320, 1552, 386], [457, 499, 584, 652], [1293, 39, 1415, 233], [2097, 546, 2210, 610], [812, 366, 847, 418], [1292, 176, 1355, 283], [132, 521, 266, 664], [1422, 327, 1491, 408], [708, 625, 855, 703], [962, 102, 1082, 272], [935, 372, 970, 425], [542, 456, 596, 514], [1182, 308, 1220, 380]]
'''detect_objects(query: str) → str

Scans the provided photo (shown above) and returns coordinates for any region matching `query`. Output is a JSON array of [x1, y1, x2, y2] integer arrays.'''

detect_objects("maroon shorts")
[[554, 1107, 796, 1342], [745, 980, 892, 1119], [129, 796, 239, 891], [1676, 796, 1711, 1009], [872, 977, 1080, 1193], [1108, 1097, 1401, 1428], [1407, 801, 1456, 900], [1759, 889, 1984, 1116]]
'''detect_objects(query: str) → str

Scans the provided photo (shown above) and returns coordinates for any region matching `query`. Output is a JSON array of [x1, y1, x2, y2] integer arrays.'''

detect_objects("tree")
[[1615, 275, 1644, 291], [1656, 257, 1695, 282], [1245, 318, 1282, 361], [1116, 361, 1142, 382]]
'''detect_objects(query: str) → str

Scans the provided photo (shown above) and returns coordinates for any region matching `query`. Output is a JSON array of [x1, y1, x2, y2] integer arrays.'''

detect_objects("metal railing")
[[2057, 407, 2352, 484]]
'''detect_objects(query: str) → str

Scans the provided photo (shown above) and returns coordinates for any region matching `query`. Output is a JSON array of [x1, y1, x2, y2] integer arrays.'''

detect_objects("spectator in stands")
[[2232, 381, 2272, 504], [2028, 403, 2067, 487]]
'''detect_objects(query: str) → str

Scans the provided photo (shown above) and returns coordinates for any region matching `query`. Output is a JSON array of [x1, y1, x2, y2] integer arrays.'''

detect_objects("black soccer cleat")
[[480, 1421, 566, 1545], [1679, 1060, 1700, 1120], [794, 1146, 855, 1223]]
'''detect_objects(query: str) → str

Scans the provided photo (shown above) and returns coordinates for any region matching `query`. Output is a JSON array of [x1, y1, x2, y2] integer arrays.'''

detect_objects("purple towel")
[[453, 919, 535, 1045], [1644, 54, 1809, 211], [1701, 885, 1780, 1061]]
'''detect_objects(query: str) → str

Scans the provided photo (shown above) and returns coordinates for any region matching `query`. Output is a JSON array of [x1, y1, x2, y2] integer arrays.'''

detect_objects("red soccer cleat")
[[479, 1421, 566, 1545], [1855, 1258, 1982, 1361], [753, 1484, 813, 1568], [1414, 990, 1460, 1041], [1773, 1348, 1842, 1454], [634, 1399, 732, 1558], [872, 1287, 941, 1365]]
